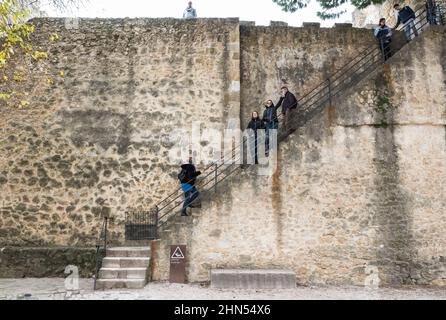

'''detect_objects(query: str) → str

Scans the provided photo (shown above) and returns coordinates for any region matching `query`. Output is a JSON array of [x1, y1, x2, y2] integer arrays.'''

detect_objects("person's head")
[[265, 99, 273, 107], [379, 18, 386, 26], [188, 1, 193, 8], [394, 3, 401, 11], [252, 111, 259, 119], [281, 86, 289, 96]]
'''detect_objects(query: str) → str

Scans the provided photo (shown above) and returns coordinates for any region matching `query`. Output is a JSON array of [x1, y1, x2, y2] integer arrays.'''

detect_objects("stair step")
[[107, 247, 151, 257], [102, 257, 151, 268], [99, 268, 147, 279], [96, 278, 147, 290], [210, 269, 296, 289]]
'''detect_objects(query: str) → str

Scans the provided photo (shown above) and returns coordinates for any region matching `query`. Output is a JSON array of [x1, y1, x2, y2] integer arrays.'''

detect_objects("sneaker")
[[181, 212, 188, 216]]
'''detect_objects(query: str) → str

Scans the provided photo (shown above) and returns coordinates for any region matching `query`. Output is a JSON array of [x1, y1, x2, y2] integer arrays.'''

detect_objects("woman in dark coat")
[[246, 111, 265, 164]]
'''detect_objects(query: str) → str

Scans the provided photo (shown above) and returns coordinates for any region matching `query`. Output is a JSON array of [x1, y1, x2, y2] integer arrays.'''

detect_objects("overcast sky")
[[41, 0, 355, 27]]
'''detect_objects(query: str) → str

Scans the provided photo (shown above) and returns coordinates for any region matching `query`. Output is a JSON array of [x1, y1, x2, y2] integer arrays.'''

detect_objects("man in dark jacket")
[[179, 157, 201, 216], [262, 100, 279, 156], [276, 86, 298, 132], [394, 3, 418, 41]]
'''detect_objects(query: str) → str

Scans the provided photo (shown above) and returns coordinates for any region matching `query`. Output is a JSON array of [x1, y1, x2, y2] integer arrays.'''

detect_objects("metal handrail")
[[93, 216, 108, 290], [151, 3, 439, 230]]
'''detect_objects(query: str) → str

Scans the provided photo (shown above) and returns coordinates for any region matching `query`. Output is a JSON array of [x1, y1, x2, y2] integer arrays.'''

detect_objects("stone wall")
[[152, 26, 446, 286], [352, 0, 446, 28], [239, 24, 377, 128], [0, 18, 240, 247]]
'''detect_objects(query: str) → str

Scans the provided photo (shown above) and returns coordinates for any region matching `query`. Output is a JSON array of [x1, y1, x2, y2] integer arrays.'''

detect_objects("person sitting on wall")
[[178, 157, 201, 216], [262, 99, 280, 156], [393, 3, 418, 42], [276, 86, 298, 133], [246, 111, 265, 165], [183, 1, 197, 19], [374, 18, 393, 61]]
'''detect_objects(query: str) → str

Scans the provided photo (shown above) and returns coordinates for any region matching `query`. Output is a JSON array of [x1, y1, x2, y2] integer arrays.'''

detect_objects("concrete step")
[[96, 278, 147, 290], [107, 247, 150, 257], [99, 267, 147, 279], [210, 269, 296, 289], [102, 257, 151, 268]]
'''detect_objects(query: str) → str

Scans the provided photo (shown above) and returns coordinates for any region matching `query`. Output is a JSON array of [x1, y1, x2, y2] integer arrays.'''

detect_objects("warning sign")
[[170, 245, 187, 284], [171, 246, 185, 259]]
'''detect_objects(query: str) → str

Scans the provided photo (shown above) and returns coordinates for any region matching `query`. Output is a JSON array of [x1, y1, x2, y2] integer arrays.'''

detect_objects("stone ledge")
[[0, 247, 100, 278]]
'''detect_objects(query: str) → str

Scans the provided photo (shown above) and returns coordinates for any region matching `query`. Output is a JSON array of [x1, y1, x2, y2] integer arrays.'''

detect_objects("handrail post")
[[104, 217, 108, 256], [214, 163, 218, 193], [328, 77, 332, 108]]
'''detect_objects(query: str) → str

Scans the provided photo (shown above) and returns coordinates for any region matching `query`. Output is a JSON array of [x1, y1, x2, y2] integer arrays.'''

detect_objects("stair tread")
[[100, 267, 147, 271], [108, 247, 150, 250], [103, 257, 150, 260], [97, 279, 145, 282]]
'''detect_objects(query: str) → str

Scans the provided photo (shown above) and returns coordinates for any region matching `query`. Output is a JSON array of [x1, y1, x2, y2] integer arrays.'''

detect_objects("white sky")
[[41, 0, 355, 27]]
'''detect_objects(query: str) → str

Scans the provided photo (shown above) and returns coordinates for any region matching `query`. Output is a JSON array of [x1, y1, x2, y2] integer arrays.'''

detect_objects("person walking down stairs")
[[276, 86, 298, 133], [178, 157, 201, 216], [374, 18, 393, 61]]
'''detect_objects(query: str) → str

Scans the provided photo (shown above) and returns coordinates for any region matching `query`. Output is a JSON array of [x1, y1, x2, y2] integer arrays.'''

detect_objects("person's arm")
[[276, 97, 285, 113], [193, 9, 197, 18], [394, 15, 401, 29], [183, 9, 186, 18], [374, 27, 380, 38], [387, 27, 392, 38]]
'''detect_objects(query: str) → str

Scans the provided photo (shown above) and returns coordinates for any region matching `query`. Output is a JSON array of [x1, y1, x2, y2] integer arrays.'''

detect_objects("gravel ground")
[[1, 279, 446, 300]]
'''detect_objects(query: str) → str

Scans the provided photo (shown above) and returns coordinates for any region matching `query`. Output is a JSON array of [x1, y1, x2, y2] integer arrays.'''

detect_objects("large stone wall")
[[152, 26, 446, 286], [240, 24, 377, 127], [0, 18, 240, 247]]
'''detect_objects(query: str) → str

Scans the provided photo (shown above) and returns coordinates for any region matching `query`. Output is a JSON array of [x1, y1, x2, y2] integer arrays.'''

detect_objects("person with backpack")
[[246, 111, 265, 164], [393, 3, 418, 41], [262, 99, 280, 156], [178, 157, 201, 216], [374, 18, 393, 61], [276, 86, 298, 132]]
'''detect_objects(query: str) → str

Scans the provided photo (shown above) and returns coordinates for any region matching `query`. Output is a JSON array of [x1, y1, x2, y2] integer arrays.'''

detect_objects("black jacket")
[[262, 103, 280, 123], [180, 164, 201, 185], [247, 118, 265, 132], [276, 91, 298, 114], [395, 6, 416, 28]]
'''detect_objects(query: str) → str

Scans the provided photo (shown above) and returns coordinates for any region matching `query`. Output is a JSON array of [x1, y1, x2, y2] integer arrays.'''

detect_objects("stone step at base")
[[210, 269, 296, 289], [102, 257, 151, 268], [95, 278, 147, 290], [107, 247, 151, 257], [99, 267, 147, 279]]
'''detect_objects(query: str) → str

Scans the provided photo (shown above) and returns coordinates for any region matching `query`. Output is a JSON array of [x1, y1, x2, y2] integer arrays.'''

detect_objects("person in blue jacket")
[[374, 18, 393, 61]]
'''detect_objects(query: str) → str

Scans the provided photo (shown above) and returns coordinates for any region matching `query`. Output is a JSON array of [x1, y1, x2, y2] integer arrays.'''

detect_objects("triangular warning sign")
[[171, 246, 185, 259]]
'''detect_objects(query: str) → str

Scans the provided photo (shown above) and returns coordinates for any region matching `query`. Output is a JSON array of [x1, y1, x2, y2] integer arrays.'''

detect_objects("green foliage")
[[272, 0, 387, 20]]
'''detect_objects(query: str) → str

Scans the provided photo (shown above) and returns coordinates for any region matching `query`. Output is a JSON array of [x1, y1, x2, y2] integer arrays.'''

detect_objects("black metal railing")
[[137, 1, 442, 236], [125, 208, 158, 240], [93, 216, 108, 290]]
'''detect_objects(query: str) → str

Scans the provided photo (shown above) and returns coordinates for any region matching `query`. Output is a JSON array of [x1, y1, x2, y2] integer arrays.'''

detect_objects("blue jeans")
[[182, 185, 199, 215], [404, 18, 418, 41]]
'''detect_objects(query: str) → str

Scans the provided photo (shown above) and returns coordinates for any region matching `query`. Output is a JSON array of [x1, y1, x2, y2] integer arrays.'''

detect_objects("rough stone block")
[[210, 269, 296, 289]]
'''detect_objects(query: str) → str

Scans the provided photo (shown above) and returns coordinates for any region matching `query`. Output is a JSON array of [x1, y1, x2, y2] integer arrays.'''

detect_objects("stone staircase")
[[96, 247, 151, 290]]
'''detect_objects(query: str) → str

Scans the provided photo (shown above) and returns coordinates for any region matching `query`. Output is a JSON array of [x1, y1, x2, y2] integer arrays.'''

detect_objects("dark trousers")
[[182, 186, 199, 215], [379, 40, 392, 61], [265, 121, 278, 155]]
